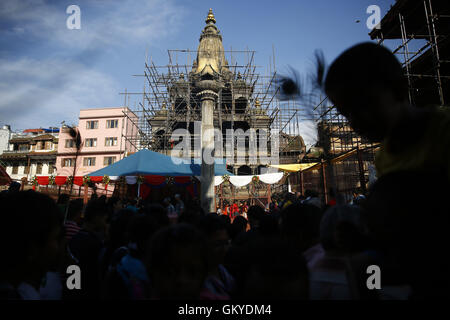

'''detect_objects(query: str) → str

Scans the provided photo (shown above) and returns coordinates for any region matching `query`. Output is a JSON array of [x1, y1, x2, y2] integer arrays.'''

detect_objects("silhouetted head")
[[247, 205, 265, 229], [8, 181, 21, 193], [241, 238, 309, 299], [66, 198, 84, 223], [325, 42, 409, 141], [230, 216, 248, 240], [84, 197, 108, 235], [197, 214, 230, 269], [320, 205, 369, 253], [280, 203, 323, 252], [127, 214, 160, 259], [1, 191, 62, 288], [147, 224, 208, 299]]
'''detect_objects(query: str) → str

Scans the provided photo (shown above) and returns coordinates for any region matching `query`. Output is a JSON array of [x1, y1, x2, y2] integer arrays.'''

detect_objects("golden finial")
[[206, 8, 216, 24]]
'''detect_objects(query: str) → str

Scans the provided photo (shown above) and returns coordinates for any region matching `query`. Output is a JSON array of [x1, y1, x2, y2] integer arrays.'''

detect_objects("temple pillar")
[[197, 89, 218, 213]]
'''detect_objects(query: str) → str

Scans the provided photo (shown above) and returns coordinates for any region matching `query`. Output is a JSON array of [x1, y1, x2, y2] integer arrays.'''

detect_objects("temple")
[[125, 9, 306, 177]]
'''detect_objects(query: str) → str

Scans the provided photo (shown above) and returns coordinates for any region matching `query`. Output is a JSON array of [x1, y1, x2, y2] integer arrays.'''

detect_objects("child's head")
[[147, 224, 208, 299], [325, 42, 409, 141]]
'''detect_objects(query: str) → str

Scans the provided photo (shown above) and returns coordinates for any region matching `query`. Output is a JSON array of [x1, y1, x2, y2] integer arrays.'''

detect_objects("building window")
[[24, 165, 30, 174], [62, 158, 75, 167], [83, 157, 96, 166], [65, 139, 75, 148], [36, 163, 43, 174], [106, 119, 119, 128], [18, 144, 29, 151], [103, 156, 116, 166], [12, 165, 18, 174], [86, 121, 98, 130], [45, 141, 52, 150], [85, 138, 97, 147], [105, 137, 118, 146], [48, 165, 54, 174]]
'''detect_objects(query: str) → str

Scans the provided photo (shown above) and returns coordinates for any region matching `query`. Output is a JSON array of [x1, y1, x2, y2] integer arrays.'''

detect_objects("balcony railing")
[[2, 149, 30, 154]]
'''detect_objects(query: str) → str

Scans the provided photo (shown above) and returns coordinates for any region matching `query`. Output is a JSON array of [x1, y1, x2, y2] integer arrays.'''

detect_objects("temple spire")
[[193, 8, 229, 76], [205, 8, 216, 24]]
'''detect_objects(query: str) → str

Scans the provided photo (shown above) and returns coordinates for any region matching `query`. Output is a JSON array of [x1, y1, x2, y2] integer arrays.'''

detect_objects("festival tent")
[[188, 158, 232, 177], [214, 172, 284, 187], [269, 163, 319, 172], [87, 149, 233, 178]]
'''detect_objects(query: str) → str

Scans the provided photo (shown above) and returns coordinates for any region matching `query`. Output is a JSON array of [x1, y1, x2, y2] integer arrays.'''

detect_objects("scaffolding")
[[370, 0, 450, 107], [120, 47, 311, 175], [276, 96, 380, 203], [277, 1, 450, 204], [118, 9, 400, 205]]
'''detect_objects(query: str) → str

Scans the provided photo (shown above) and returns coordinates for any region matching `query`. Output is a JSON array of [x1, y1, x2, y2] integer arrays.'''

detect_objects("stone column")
[[197, 89, 218, 214]]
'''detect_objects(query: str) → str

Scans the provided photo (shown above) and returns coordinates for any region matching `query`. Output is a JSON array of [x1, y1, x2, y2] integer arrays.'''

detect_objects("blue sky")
[[0, 0, 396, 143]]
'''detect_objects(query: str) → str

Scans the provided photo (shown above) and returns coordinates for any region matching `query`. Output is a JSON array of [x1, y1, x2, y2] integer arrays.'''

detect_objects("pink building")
[[56, 107, 138, 177]]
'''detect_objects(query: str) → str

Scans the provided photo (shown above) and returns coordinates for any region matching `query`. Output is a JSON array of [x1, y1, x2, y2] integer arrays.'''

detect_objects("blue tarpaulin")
[[187, 158, 232, 176], [88, 149, 233, 177]]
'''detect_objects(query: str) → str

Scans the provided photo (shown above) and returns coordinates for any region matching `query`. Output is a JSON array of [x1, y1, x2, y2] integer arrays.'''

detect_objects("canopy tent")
[[188, 158, 232, 176], [88, 149, 233, 177], [269, 163, 319, 172], [214, 172, 284, 187]]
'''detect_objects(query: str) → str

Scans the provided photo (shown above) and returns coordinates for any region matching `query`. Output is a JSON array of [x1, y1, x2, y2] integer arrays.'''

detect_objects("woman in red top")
[[231, 203, 239, 222]]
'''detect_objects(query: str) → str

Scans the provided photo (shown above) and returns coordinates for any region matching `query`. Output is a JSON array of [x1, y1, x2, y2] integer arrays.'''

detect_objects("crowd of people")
[[0, 170, 448, 300], [1, 41, 449, 300]]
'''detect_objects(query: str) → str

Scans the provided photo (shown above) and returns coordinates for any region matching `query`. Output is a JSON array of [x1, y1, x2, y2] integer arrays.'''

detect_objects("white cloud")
[[0, 0, 187, 51], [0, 0, 188, 130], [0, 57, 120, 130]]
